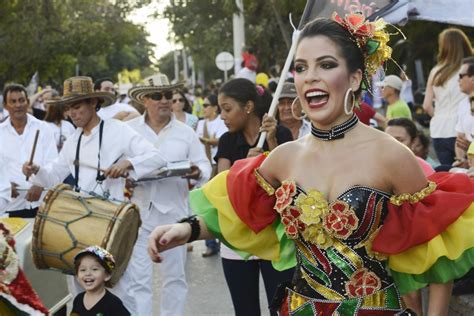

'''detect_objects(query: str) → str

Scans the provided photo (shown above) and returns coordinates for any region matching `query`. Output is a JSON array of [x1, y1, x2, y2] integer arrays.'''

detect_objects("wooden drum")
[[32, 184, 141, 286]]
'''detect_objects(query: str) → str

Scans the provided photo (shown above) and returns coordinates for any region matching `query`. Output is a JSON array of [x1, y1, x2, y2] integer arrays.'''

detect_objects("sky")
[[128, 1, 175, 61]]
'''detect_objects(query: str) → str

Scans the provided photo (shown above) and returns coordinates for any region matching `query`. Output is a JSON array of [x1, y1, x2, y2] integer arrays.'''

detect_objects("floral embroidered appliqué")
[[274, 181, 297, 213], [274, 182, 360, 250], [323, 201, 359, 239], [281, 207, 306, 239], [345, 267, 382, 297]]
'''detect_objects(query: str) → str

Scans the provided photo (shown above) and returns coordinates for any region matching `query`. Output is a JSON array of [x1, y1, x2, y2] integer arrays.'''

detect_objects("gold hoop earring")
[[291, 97, 307, 120], [344, 88, 355, 115]]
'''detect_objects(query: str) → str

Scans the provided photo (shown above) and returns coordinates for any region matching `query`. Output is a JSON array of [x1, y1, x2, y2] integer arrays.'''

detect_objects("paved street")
[[153, 241, 270, 316]]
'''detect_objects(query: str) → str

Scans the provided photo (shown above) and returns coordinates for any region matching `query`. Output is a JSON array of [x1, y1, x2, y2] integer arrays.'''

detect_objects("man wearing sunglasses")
[[126, 74, 211, 316], [454, 57, 474, 168]]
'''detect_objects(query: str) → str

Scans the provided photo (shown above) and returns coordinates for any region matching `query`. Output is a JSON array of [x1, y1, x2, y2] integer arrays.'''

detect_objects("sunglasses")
[[459, 73, 470, 80], [149, 91, 173, 101], [172, 98, 184, 103]]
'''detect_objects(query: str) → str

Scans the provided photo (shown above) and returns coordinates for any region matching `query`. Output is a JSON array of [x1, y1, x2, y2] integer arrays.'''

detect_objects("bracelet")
[[177, 215, 201, 243]]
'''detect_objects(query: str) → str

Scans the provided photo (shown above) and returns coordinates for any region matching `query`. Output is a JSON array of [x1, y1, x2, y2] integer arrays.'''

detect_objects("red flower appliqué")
[[274, 181, 297, 214], [323, 201, 359, 239], [281, 207, 305, 239], [345, 268, 382, 298]]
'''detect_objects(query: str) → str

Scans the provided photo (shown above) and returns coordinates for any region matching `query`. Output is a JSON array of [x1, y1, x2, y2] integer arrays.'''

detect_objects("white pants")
[[67, 261, 137, 314], [128, 215, 188, 316]]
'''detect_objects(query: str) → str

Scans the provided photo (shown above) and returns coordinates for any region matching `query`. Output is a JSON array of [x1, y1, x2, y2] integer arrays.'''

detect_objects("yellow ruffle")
[[202, 171, 280, 260], [388, 203, 474, 274]]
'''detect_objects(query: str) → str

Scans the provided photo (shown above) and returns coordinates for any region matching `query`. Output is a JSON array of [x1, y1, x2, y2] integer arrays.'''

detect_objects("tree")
[[0, 0, 154, 89]]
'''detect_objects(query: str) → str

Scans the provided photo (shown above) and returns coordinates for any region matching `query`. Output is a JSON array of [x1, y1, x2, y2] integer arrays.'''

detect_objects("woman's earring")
[[344, 88, 355, 115], [291, 97, 307, 120]]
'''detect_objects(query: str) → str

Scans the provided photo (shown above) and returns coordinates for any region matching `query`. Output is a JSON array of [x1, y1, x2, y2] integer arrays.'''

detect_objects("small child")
[[70, 246, 130, 316]]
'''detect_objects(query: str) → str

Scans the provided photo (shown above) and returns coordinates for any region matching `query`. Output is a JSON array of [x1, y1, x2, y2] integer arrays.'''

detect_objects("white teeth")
[[305, 91, 328, 98]]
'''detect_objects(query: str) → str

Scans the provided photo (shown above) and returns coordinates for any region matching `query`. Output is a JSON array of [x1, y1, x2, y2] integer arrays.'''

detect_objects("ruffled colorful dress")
[[190, 154, 474, 315]]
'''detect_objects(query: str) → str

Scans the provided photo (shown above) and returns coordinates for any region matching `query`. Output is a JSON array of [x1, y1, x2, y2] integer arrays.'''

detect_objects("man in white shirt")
[[23, 76, 167, 314], [126, 74, 211, 316], [0, 83, 58, 217], [95, 78, 139, 121], [454, 57, 474, 168]]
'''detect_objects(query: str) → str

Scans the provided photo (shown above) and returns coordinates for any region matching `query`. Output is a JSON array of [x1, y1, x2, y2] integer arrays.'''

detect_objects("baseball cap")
[[74, 245, 115, 274], [376, 75, 403, 91], [279, 82, 297, 100]]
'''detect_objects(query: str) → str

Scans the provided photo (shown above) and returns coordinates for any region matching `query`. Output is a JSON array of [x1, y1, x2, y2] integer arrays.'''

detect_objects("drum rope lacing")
[[33, 186, 129, 274]]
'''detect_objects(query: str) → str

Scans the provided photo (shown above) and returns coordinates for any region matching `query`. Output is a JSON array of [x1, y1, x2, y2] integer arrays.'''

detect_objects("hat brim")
[[45, 92, 116, 108], [278, 93, 297, 100], [128, 83, 184, 105]]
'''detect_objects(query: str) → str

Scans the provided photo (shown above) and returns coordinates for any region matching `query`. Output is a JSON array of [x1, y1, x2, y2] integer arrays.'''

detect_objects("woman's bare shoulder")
[[259, 138, 306, 185]]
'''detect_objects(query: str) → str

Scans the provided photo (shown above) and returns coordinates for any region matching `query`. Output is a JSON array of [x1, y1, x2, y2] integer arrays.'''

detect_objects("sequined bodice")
[[273, 181, 405, 313]]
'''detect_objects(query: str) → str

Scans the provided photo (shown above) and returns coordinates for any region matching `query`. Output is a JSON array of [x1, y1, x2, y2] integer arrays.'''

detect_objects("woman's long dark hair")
[[175, 90, 193, 114]]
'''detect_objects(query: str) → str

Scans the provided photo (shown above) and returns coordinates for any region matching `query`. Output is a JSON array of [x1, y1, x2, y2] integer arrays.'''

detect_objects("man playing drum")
[[0, 83, 58, 218], [126, 74, 211, 316], [22, 76, 168, 314]]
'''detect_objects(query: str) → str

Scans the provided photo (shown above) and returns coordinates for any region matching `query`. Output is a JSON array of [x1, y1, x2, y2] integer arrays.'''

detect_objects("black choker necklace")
[[311, 115, 359, 141]]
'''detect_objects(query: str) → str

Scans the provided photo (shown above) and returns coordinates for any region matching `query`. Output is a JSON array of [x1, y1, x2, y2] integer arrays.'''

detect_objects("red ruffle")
[[6, 269, 49, 315], [373, 172, 474, 254], [227, 154, 277, 233]]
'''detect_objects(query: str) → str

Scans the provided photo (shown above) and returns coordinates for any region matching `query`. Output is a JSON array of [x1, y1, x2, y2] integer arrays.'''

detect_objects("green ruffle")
[[190, 188, 296, 269], [391, 246, 474, 295]]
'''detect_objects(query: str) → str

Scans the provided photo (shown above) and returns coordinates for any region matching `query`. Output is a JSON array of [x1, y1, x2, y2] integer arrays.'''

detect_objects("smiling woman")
[[147, 13, 474, 316]]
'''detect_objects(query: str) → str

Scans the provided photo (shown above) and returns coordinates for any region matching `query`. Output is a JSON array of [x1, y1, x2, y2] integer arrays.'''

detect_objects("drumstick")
[[73, 160, 107, 173], [26, 129, 40, 181]]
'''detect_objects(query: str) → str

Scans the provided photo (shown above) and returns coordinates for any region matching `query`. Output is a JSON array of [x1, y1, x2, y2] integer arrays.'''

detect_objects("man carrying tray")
[[22, 76, 167, 314], [126, 74, 211, 316]]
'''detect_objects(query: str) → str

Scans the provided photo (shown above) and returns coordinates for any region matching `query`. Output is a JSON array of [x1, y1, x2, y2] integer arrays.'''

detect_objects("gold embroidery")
[[289, 290, 310, 311], [254, 168, 275, 196], [355, 227, 388, 261], [332, 239, 364, 269], [301, 268, 344, 300], [362, 288, 387, 307], [390, 181, 436, 206]]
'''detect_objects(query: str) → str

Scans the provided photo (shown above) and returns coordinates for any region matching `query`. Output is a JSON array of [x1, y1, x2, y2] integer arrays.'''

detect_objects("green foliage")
[[162, 1, 473, 88], [0, 0, 153, 88], [162, 0, 307, 82]]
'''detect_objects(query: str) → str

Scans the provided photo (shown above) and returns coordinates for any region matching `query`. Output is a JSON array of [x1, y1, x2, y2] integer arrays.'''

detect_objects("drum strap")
[[74, 120, 105, 192]]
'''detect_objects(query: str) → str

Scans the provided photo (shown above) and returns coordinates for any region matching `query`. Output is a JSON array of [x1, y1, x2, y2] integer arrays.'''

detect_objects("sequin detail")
[[254, 168, 275, 196], [390, 181, 436, 206]]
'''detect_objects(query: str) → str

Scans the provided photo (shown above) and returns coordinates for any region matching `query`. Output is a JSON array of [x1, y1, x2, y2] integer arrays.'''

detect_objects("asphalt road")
[[152, 241, 270, 316]]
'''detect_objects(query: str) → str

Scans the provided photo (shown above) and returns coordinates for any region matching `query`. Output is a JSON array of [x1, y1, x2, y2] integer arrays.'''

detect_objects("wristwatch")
[[177, 215, 201, 243]]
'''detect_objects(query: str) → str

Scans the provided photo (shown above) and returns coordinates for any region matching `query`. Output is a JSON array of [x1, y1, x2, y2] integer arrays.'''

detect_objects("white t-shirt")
[[98, 102, 138, 120], [455, 97, 474, 141], [195, 116, 228, 163], [430, 67, 466, 138]]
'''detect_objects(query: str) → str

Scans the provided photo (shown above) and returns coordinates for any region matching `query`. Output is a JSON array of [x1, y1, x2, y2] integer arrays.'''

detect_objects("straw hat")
[[128, 74, 183, 105], [48, 76, 116, 107]]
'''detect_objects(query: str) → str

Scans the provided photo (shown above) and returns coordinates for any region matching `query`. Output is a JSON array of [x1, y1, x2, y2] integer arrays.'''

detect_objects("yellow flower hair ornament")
[[332, 12, 402, 90]]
